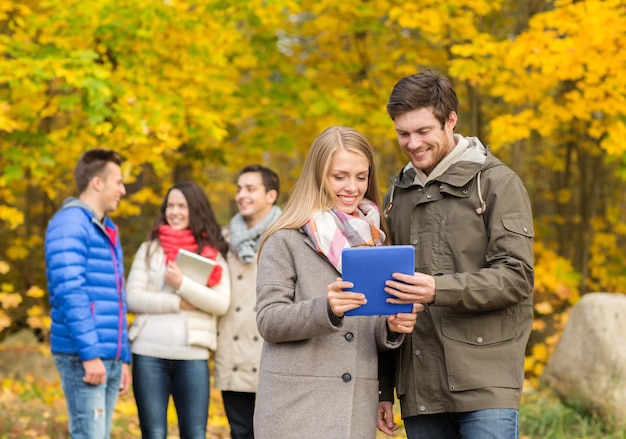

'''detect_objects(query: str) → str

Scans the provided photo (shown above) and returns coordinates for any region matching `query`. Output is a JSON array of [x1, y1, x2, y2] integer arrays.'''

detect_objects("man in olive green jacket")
[[377, 70, 534, 439]]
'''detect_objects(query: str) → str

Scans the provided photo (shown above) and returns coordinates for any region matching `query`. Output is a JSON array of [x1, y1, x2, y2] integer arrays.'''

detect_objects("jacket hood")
[[463, 136, 504, 172], [60, 196, 97, 217], [460, 136, 487, 164], [57, 197, 111, 234]]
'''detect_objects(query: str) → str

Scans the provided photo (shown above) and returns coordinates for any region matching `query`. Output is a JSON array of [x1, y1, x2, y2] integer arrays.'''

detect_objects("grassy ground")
[[375, 389, 626, 439], [0, 372, 230, 438], [519, 388, 626, 439], [2, 373, 625, 439]]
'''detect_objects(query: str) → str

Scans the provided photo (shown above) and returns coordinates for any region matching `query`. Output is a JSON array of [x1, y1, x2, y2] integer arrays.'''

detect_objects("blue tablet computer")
[[342, 245, 414, 316]]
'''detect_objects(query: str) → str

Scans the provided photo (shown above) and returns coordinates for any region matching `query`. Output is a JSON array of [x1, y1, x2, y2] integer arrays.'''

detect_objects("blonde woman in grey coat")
[[254, 126, 422, 439]]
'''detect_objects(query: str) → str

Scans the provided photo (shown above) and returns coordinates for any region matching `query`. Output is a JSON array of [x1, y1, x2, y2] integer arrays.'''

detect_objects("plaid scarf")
[[303, 198, 385, 273]]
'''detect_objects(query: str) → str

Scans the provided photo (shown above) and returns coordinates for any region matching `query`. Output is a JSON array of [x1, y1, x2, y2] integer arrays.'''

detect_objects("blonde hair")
[[260, 126, 385, 254]]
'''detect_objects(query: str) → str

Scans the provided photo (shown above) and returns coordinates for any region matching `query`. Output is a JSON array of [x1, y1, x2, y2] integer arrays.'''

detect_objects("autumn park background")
[[1, 0, 625, 437]]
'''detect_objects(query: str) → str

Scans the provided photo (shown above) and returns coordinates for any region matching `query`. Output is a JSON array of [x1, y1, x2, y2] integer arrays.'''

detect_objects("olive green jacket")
[[379, 138, 534, 418]]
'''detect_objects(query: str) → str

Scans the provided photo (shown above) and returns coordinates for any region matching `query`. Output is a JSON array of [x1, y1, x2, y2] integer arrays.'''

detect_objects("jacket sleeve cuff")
[[327, 302, 343, 327], [378, 350, 396, 401]]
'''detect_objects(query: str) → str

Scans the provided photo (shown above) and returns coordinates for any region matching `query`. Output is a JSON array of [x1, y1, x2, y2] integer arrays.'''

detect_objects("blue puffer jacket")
[[45, 197, 130, 363]]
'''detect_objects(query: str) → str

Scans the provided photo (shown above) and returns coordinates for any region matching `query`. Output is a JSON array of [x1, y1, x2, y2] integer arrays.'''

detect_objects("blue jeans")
[[53, 354, 123, 439], [404, 409, 519, 439], [132, 354, 209, 439]]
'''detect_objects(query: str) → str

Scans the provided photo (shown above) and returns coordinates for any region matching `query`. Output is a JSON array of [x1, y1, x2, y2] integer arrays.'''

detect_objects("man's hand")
[[385, 272, 436, 304], [119, 363, 131, 395], [377, 400, 398, 435], [82, 358, 106, 385]]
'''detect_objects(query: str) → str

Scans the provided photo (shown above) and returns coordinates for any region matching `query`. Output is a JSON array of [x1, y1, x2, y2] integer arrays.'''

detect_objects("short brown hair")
[[74, 148, 123, 194], [387, 70, 458, 129], [238, 164, 280, 201]]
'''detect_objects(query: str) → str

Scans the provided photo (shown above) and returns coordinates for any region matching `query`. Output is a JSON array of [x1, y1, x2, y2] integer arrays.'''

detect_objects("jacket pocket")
[[186, 311, 216, 350], [441, 313, 523, 392], [502, 215, 534, 238]]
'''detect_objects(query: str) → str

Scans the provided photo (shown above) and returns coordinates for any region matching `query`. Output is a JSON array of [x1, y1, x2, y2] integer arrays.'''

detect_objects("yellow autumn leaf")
[[94, 121, 113, 135], [26, 305, 43, 317], [26, 286, 45, 298], [0, 310, 11, 331], [0, 113, 21, 132], [524, 356, 535, 372], [0, 292, 22, 309], [534, 301, 554, 315], [532, 319, 546, 332], [6, 245, 28, 261], [0, 261, 9, 275], [554, 284, 573, 301], [26, 315, 50, 330], [532, 343, 550, 362], [129, 187, 160, 205], [0, 205, 25, 230]]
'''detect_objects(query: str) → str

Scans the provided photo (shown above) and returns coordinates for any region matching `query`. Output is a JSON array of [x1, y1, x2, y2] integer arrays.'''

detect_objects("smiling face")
[[96, 162, 125, 215], [235, 171, 277, 228], [165, 188, 190, 231], [394, 106, 457, 175], [326, 149, 369, 215]]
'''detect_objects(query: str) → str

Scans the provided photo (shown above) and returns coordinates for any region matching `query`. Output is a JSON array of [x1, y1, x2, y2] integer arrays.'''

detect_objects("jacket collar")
[[59, 196, 115, 235], [60, 196, 95, 214], [390, 144, 503, 190]]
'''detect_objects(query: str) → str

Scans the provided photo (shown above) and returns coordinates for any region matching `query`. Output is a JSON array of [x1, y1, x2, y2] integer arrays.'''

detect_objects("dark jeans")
[[221, 391, 256, 439], [132, 354, 209, 439], [404, 409, 519, 439]]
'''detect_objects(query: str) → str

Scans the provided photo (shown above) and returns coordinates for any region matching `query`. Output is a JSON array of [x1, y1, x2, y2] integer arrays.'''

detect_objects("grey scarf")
[[229, 205, 282, 263]]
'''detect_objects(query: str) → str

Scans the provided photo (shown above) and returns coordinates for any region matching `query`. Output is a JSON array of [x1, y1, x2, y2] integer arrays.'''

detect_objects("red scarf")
[[157, 225, 222, 287]]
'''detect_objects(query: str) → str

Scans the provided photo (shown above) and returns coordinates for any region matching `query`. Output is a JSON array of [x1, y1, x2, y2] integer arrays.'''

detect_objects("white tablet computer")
[[175, 248, 216, 285]]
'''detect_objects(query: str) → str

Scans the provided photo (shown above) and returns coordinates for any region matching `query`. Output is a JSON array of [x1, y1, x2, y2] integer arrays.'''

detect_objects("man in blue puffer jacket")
[[45, 148, 131, 439]]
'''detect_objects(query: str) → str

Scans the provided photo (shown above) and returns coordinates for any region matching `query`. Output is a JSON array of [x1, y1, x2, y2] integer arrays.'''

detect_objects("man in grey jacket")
[[377, 70, 534, 439], [215, 164, 281, 439]]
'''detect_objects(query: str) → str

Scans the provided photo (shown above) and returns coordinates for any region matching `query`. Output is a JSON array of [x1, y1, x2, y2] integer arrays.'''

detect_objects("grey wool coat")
[[254, 228, 403, 439]]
